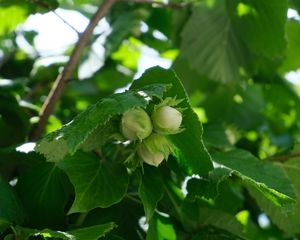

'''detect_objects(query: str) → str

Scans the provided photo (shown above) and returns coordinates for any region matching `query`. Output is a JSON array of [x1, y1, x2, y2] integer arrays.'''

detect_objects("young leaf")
[[35, 84, 169, 162], [58, 151, 129, 213], [130, 67, 213, 176]]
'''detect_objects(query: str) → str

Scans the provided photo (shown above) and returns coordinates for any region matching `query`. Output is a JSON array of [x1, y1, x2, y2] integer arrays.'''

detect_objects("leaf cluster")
[[1, 0, 300, 239]]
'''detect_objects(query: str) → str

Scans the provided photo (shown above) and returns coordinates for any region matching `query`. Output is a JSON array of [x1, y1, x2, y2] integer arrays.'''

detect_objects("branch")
[[125, 0, 186, 9], [268, 152, 300, 162], [53, 11, 81, 36], [30, 0, 117, 140], [31, 0, 80, 35]]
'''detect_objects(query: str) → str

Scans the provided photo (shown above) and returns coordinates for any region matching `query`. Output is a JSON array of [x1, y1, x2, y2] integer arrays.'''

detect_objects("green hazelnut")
[[121, 107, 152, 141], [152, 106, 182, 134]]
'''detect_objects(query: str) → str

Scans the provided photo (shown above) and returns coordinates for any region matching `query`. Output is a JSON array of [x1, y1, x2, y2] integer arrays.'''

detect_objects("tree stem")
[[30, 0, 117, 140]]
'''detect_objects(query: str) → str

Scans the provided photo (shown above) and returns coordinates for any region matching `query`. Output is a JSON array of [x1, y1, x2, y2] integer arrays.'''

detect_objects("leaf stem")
[[126, 193, 143, 205], [30, 0, 117, 140], [75, 212, 88, 226], [267, 152, 300, 162], [164, 182, 182, 219]]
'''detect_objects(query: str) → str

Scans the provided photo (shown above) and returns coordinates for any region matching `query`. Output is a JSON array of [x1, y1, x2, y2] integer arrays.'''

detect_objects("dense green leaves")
[[58, 151, 129, 213], [2, 0, 300, 239]]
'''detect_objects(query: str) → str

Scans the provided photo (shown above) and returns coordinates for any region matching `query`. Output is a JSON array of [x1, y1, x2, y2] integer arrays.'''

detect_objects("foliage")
[[1, 0, 300, 239]]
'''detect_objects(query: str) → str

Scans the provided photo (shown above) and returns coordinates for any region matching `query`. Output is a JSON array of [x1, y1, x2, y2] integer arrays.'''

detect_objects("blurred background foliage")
[[2, 0, 300, 239]]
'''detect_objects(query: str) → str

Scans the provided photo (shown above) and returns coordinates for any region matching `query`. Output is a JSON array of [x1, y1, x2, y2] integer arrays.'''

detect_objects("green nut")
[[137, 133, 173, 167], [121, 107, 152, 141], [152, 106, 182, 134]]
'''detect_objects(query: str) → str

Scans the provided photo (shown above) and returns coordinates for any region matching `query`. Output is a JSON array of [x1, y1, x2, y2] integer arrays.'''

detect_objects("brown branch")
[[125, 0, 186, 9], [268, 152, 300, 162], [30, 0, 117, 141]]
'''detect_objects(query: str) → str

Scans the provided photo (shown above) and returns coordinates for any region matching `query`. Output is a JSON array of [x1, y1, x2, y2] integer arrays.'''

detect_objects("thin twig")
[[30, 0, 117, 140], [53, 11, 81, 36], [125, 0, 186, 9], [31, 0, 80, 35], [268, 152, 300, 162]]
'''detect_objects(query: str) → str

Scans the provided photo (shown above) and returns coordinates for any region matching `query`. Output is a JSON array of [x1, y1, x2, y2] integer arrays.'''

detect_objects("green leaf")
[[187, 168, 233, 201], [186, 169, 243, 214], [181, 199, 245, 238], [105, 10, 145, 59], [290, 0, 300, 14], [212, 149, 295, 206], [138, 166, 164, 220], [0, 93, 29, 147], [0, 5, 29, 35], [280, 20, 300, 73], [248, 159, 300, 236], [15, 223, 116, 240], [82, 198, 144, 239], [192, 226, 245, 240], [146, 212, 176, 240], [0, 78, 25, 93], [16, 162, 69, 228], [0, 177, 24, 233], [131, 67, 213, 176], [92, 64, 133, 93], [203, 84, 265, 131], [58, 151, 129, 213], [180, 1, 249, 82], [230, 0, 287, 58], [68, 222, 117, 240], [203, 123, 231, 149], [35, 84, 168, 162]]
